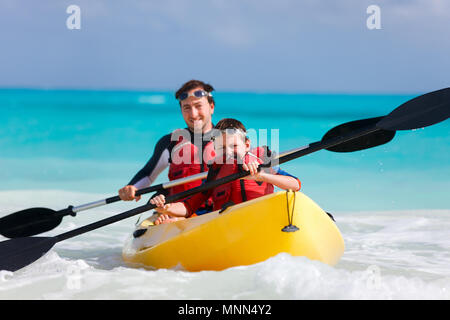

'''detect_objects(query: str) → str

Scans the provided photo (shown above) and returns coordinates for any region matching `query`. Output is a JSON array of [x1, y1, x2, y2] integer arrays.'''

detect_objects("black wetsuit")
[[128, 128, 215, 189]]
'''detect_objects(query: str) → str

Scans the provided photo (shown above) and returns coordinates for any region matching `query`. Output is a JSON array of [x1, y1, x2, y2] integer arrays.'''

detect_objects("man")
[[118, 80, 216, 212]]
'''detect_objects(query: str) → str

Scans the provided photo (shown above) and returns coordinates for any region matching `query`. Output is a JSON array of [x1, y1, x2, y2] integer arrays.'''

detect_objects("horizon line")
[[0, 85, 423, 96]]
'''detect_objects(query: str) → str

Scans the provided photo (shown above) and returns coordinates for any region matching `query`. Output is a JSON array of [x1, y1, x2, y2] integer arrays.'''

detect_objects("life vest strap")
[[219, 201, 235, 214]]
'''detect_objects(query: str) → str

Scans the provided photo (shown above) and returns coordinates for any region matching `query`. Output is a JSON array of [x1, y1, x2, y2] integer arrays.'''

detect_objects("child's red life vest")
[[209, 147, 274, 211]]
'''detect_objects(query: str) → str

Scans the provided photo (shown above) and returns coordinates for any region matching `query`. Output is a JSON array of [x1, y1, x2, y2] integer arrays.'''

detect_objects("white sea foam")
[[0, 190, 449, 299]]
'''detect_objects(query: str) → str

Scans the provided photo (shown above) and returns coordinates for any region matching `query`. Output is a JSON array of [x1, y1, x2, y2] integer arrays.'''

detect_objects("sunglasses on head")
[[210, 128, 248, 142], [178, 90, 212, 101]]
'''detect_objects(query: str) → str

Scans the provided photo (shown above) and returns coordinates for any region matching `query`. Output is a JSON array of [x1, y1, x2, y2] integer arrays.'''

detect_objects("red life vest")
[[168, 132, 216, 195], [209, 147, 274, 211]]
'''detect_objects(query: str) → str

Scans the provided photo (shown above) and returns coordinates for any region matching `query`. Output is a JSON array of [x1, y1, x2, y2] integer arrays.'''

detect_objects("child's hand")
[[243, 161, 265, 181], [154, 214, 173, 225], [149, 194, 172, 214]]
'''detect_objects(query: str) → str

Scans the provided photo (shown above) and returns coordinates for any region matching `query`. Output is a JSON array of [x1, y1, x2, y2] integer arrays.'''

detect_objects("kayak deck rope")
[[282, 190, 299, 232]]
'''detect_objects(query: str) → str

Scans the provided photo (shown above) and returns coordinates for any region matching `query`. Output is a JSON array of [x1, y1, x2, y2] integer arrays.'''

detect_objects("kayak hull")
[[122, 191, 345, 271]]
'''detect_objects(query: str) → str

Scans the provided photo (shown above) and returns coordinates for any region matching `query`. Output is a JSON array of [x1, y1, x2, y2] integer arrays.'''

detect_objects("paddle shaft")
[[67, 141, 323, 215], [267, 123, 380, 167], [54, 123, 380, 243], [55, 170, 249, 242], [65, 172, 208, 215]]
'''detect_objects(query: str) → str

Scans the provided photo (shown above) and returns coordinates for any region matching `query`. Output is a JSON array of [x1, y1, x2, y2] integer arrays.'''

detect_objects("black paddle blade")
[[0, 208, 63, 238], [0, 237, 56, 272], [377, 87, 450, 131], [323, 116, 395, 152]]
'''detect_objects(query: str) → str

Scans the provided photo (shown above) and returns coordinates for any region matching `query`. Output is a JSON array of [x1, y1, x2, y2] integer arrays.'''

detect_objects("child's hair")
[[214, 118, 246, 132], [213, 118, 248, 141]]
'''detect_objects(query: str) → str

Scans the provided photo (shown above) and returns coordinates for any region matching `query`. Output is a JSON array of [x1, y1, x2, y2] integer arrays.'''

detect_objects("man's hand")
[[118, 185, 141, 201]]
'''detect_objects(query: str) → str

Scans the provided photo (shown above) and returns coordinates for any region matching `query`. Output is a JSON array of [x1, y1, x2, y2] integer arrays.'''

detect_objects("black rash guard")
[[128, 128, 215, 189]]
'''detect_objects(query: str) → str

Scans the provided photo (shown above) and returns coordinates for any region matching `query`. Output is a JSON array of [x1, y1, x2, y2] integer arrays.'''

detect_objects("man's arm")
[[118, 134, 173, 201], [128, 133, 172, 187]]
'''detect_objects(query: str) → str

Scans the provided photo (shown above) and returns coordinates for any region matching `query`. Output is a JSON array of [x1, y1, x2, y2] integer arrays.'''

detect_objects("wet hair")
[[175, 79, 215, 105], [214, 118, 247, 132], [213, 118, 248, 141]]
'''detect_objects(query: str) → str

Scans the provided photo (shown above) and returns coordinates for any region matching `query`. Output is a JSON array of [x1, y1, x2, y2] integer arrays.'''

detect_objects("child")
[[151, 118, 301, 224]]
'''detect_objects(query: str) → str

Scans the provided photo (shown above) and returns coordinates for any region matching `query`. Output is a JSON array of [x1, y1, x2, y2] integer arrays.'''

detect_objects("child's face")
[[214, 132, 250, 162]]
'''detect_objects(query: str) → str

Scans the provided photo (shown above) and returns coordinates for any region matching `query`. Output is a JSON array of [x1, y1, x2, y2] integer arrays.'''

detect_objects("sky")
[[0, 0, 449, 93]]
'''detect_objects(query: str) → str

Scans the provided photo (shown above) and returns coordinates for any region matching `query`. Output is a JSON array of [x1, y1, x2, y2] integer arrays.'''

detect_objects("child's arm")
[[243, 162, 301, 191], [149, 191, 210, 218], [258, 172, 300, 191], [149, 194, 188, 217]]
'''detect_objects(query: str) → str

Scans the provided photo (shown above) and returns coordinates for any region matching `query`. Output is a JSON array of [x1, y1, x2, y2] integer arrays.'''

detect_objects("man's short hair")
[[175, 80, 215, 105]]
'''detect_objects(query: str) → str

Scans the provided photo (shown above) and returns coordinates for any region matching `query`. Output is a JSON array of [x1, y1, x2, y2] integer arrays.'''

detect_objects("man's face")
[[180, 87, 214, 133]]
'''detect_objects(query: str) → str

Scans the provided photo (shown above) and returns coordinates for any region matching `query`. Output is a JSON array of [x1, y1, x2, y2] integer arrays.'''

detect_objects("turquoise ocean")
[[1, 89, 448, 210], [0, 89, 449, 299]]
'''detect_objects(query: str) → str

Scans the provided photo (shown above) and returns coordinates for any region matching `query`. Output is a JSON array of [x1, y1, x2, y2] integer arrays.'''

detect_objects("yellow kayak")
[[122, 191, 345, 271]]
